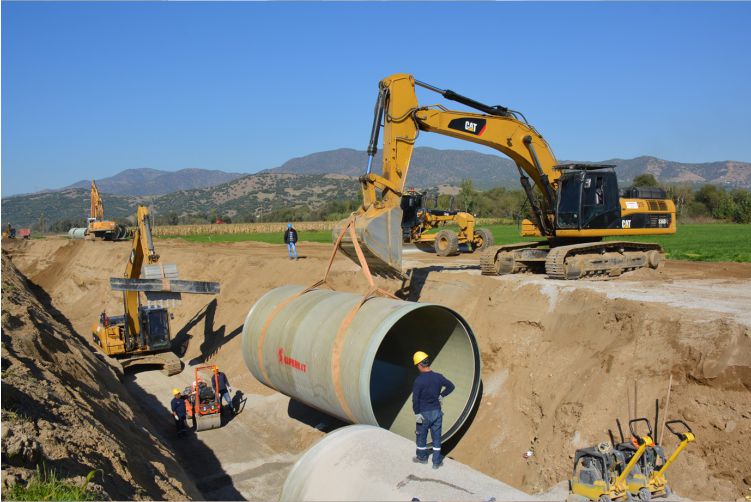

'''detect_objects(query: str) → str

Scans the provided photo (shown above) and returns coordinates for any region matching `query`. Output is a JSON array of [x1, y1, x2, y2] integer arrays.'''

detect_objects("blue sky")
[[2, 2, 750, 196]]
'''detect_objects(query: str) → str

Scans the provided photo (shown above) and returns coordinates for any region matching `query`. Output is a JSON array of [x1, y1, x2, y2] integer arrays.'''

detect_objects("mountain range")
[[2, 148, 749, 228], [64, 168, 245, 196]]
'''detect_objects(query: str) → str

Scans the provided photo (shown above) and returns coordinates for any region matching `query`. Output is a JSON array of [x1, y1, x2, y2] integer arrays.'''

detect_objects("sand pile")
[[4, 237, 750, 500], [0, 252, 200, 500]]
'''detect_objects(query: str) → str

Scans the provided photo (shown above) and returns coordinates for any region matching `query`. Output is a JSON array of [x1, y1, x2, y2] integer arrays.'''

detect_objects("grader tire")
[[434, 230, 459, 256], [472, 228, 494, 252]]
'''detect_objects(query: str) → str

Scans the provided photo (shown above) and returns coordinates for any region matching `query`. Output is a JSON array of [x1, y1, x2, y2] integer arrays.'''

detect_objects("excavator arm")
[[123, 206, 160, 349], [335, 73, 560, 276], [90, 181, 105, 221]]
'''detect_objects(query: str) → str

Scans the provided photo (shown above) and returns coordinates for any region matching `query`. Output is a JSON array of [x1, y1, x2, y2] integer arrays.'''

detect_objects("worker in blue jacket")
[[283, 223, 299, 260], [171, 388, 188, 437], [411, 351, 455, 469]]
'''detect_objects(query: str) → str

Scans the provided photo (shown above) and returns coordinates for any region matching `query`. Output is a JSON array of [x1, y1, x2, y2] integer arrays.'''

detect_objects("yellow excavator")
[[334, 74, 676, 279], [87, 180, 130, 240], [401, 189, 493, 256], [91, 205, 219, 375]]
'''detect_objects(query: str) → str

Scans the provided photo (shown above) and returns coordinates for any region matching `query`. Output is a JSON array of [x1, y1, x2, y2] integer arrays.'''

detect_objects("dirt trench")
[[2, 237, 750, 500], [1, 253, 201, 500]]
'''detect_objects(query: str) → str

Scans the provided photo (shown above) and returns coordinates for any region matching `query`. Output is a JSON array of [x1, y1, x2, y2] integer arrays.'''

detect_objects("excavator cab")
[[138, 306, 171, 351], [400, 191, 424, 241], [555, 165, 622, 230]]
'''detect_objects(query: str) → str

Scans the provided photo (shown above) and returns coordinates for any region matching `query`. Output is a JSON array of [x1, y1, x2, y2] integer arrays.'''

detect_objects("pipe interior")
[[369, 306, 479, 439]]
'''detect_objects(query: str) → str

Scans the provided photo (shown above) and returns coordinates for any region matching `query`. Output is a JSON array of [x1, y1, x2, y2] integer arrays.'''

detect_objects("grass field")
[[168, 224, 751, 262]]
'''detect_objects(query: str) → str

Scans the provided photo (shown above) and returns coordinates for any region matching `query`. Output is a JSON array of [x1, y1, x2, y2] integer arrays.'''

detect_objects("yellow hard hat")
[[413, 351, 429, 366], [172, 388, 181, 396]]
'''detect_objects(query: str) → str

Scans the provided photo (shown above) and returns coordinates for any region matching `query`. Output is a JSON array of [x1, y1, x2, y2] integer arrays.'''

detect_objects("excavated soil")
[[2, 237, 750, 500], [0, 253, 201, 500]]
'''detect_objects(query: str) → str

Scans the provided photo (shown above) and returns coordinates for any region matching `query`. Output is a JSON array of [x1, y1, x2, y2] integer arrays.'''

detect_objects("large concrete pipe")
[[68, 228, 87, 239], [280, 425, 532, 501], [242, 285, 481, 441]]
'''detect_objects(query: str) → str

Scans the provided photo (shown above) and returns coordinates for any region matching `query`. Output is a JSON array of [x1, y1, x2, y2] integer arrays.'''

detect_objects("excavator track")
[[119, 351, 182, 376], [480, 242, 546, 276], [545, 241, 664, 280]]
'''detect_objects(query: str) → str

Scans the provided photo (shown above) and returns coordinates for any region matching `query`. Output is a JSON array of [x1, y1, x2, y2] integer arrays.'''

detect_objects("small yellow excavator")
[[400, 189, 493, 256], [91, 205, 219, 375], [86, 180, 130, 240], [334, 74, 676, 279]]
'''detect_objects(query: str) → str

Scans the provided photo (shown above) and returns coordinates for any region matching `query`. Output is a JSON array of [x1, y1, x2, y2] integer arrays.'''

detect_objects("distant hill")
[[1, 173, 358, 228], [3, 149, 749, 228], [64, 168, 246, 196], [268, 148, 751, 190]]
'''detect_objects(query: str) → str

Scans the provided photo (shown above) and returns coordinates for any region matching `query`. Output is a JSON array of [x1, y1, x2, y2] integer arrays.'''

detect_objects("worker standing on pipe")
[[412, 351, 455, 469]]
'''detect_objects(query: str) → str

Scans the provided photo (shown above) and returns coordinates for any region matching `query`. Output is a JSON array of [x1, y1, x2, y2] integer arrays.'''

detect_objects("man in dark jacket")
[[412, 351, 455, 469], [212, 369, 234, 415], [283, 223, 299, 260], [170, 388, 188, 437]]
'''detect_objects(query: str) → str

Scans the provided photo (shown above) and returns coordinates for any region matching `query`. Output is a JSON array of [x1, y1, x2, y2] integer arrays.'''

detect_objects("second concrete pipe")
[[242, 285, 481, 440]]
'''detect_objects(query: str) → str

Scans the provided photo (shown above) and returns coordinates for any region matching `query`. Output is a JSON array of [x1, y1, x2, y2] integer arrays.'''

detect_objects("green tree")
[[729, 189, 751, 223], [458, 179, 476, 213], [632, 173, 659, 187]]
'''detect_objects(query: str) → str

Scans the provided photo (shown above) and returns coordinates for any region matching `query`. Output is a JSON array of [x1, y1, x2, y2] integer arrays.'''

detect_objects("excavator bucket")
[[332, 206, 404, 279], [195, 412, 222, 432]]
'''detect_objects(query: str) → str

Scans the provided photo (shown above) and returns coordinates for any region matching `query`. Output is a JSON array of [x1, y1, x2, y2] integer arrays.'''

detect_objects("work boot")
[[412, 456, 428, 464], [432, 462, 443, 470]]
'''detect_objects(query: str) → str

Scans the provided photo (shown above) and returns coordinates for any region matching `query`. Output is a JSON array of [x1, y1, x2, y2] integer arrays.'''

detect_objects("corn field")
[[152, 218, 514, 237], [152, 221, 338, 237]]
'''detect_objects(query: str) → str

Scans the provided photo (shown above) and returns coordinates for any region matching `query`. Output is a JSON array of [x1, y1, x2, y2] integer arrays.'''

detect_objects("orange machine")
[[184, 365, 222, 432]]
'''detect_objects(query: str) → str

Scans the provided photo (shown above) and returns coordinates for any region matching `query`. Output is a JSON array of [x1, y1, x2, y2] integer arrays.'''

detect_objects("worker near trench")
[[211, 368, 234, 415], [412, 351, 455, 469], [284, 223, 299, 260], [171, 388, 188, 437]]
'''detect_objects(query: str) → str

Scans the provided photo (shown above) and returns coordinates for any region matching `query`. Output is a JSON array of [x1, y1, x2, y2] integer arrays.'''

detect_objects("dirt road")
[[4, 237, 749, 500]]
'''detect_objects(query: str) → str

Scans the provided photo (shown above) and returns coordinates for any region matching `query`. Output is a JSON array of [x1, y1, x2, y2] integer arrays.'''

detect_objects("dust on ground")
[[3, 237, 750, 500]]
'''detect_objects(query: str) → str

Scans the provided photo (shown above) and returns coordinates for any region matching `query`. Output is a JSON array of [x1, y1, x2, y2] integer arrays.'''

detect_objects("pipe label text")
[[277, 347, 308, 373]]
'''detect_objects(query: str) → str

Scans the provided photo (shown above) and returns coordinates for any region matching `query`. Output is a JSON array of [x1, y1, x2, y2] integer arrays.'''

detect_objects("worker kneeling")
[[412, 351, 455, 469]]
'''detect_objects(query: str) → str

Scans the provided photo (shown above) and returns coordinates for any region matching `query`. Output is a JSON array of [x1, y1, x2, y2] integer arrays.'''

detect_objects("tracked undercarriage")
[[481, 241, 664, 280]]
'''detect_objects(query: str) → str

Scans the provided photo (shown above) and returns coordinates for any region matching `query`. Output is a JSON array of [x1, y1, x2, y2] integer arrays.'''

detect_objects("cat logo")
[[622, 219, 632, 229], [448, 117, 486, 136]]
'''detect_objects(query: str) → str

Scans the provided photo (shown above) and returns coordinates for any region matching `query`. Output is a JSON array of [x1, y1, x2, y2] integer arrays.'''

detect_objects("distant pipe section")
[[280, 425, 532, 501], [242, 286, 481, 441], [68, 228, 87, 239]]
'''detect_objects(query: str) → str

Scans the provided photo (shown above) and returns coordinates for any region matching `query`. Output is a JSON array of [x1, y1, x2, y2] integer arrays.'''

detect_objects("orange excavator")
[[334, 74, 676, 279]]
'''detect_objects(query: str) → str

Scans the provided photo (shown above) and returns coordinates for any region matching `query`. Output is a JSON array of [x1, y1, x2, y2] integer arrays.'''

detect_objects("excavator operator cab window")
[[556, 172, 584, 229], [557, 169, 622, 230], [400, 192, 424, 239], [139, 307, 171, 350]]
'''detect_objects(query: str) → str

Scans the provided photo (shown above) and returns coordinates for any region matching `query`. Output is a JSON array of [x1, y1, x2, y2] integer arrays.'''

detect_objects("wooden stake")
[[659, 374, 673, 445], [634, 379, 639, 419], [627, 384, 633, 422]]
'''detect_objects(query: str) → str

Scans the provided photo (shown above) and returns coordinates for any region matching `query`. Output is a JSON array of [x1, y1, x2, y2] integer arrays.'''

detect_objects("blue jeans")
[[415, 409, 443, 465], [287, 242, 298, 258], [219, 390, 233, 412]]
